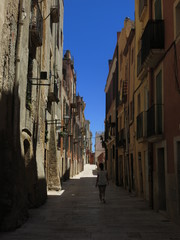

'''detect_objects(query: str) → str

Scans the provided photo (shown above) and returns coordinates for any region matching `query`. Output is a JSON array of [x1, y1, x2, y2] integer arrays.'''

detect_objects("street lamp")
[[63, 115, 70, 125]]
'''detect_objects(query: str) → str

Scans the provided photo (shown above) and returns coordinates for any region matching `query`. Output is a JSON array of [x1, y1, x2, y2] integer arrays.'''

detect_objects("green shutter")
[[156, 70, 162, 104], [156, 70, 162, 133], [155, 0, 162, 20]]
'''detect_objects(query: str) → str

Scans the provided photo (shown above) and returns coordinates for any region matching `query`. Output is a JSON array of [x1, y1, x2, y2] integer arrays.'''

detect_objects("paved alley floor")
[[1, 164, 180, 240]]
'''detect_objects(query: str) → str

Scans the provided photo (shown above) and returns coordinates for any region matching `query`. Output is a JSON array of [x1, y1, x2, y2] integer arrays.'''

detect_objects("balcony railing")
[[139, 0, 147, 20], [141, 20, 164, 68], [48, 82, 59, 102], [147, 104, 163, 140], [29, 2, 43, 47], [51, 0, 59, 23], [137, 111, 147, 140]]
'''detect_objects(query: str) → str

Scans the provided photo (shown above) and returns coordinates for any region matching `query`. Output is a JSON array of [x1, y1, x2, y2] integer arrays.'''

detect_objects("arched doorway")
[[23, 138, 37, 207]]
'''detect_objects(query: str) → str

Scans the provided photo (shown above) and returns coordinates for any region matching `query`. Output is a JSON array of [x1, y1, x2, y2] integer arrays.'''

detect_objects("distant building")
[[84, 120, 93, 164], [0, 1, 93, 231], [104, 0, 180, 226], [95, 131, 105, 166], [97, 152, 105, 164], [89, 152, 95, 165]]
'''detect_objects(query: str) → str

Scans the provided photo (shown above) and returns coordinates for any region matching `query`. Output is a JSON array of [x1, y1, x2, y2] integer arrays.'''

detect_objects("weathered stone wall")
[[48, 122, 61, 190], [0, 1, 29, 230], [0, 1, 18, 92], [0, 0, 47, 230], [0, 0, 65, 230]]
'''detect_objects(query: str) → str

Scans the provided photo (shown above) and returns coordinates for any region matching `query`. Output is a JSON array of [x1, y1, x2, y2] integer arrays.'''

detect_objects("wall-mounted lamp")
[[63, 115, 70, 125]]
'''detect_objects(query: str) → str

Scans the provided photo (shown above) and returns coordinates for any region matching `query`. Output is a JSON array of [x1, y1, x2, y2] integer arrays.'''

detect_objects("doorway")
[[24, 139, 36, 207], [158, 147, 166, 210], [145, 151, 149, 200], [130, 153, 135, 191], [138, 152, 143, 194], [176, 141, 180, 213], [118, 155, 123, 186]]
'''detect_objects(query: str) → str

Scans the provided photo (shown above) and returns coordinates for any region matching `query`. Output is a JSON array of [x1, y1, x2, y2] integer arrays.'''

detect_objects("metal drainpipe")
[[14, 0, 24, 148]]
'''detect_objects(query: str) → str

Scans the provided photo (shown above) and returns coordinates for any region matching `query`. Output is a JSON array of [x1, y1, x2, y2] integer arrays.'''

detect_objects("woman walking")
[[96, 163, 109, 203]]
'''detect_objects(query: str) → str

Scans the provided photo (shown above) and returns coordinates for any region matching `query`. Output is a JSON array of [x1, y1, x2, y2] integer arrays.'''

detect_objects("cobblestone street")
[[1, 164, 180, 240]]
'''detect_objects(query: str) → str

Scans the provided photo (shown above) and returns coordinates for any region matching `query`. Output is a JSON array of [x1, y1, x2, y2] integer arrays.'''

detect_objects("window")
[[175, 1, 180, 38], [129, 101, 134, 122], [156, 70, 163, 133], [125, 64, 128, 80], [57, 23, 59, 49], [26, 57, 33, 110], [154, 0, 162, 20], [120, 52, 123, 70], [119, 116, 122, 130], [59, 81, 61, 99], [138, 93, 141, 115], [131, 48, 134, 64], [156, 70, 162, 105], [113, 145, 115, 159], [61, 31, 63, 47], [144, 87, 149, 111], [57, 133, 61, 149], [139, 0, 147, 19]]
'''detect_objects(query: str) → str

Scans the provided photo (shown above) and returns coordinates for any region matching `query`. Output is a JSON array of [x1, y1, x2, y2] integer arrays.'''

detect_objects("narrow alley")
[[1, 164, 180, 240]]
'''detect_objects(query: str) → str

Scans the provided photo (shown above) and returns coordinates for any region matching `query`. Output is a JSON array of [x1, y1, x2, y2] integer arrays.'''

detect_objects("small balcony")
[[48, 82, 59, 103], [118, 129, 125, 147], [147, 104, 164, 142], [70, 94, 77, 108], [137, 111, 147, 141], [51, 0, 59, 23], [139, 0, 147, 21], [141, 20, 165, 68], [29, 2, 43, 47]]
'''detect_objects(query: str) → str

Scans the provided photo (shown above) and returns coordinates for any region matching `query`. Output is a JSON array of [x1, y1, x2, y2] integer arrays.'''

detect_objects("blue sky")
[[63, 0, 135, 150]]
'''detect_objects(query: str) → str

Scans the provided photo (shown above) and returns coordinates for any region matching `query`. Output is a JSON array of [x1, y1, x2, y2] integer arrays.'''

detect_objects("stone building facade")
[[105, 0, 180, 225], [116, 18, 135, 189], [134, 0, 180, 223], [0, 0, 28, 231], [0, 0, 92, 231], [104, 47, 117, 182], [84, 120, 93, 165], [95, 131, 105, 168], [0, 0, 65, 230]]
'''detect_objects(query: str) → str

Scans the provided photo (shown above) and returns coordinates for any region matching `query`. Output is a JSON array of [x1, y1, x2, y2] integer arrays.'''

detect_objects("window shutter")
[[155, 0, 162, 20]]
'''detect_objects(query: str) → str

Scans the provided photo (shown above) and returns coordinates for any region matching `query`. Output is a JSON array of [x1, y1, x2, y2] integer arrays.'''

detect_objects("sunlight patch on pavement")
[[72, 164, 97, 179], [48, 190, 65, 196]]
